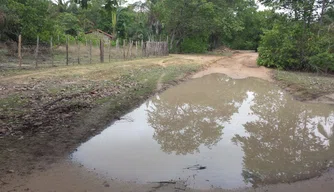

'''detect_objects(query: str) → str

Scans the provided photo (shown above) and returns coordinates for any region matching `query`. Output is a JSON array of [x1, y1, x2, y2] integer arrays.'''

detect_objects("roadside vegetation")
[[1, 1, 333, 70], [257, 1, 334, 73], [274, 70, 334, 101]]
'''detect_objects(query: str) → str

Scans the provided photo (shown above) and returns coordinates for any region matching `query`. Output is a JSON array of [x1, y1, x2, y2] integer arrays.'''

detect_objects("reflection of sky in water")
[[71, 74, 334, 190], [310, 116, 334, 146]]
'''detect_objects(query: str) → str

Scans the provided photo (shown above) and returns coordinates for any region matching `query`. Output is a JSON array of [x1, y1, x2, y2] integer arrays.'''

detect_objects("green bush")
[[258, 22, 334, 73], [257, 24, 296, 69], [309, 52, 334, 73], [180, 36, 208, 53]]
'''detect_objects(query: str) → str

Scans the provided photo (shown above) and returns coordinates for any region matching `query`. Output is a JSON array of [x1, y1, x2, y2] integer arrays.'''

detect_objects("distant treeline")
[[0, 0, 333, 72]]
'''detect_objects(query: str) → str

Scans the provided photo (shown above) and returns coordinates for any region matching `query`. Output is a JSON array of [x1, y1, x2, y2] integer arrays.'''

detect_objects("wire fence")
[[0, 35, 169, 69]]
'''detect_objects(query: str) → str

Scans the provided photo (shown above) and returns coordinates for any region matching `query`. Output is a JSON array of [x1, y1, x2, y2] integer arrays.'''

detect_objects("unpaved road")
[[192, 52, 272, 81], [1, 52, 334, 192]]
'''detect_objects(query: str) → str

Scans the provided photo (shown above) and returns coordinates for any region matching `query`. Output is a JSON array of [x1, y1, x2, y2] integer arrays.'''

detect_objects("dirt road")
[[192, 52, 272, 81], [1, 53, 334, 192]]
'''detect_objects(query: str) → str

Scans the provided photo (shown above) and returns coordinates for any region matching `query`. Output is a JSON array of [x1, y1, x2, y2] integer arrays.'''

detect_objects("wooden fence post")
[[100, 39, 104, 63], [146, 41, 149, 57], [129, 40, 132, 58], [50, 37, 54, 66], [35, 36, 39, 67], [141, 40, 144, 57], [154, 41, 157, 56], [66, 36, 69, 65], [18, 35, 22, 68], [170, 33, 174, 50], [89, 40, 92, 64], [116, 39, 119, 59], [76, 37, 80, 64], [135, 41, 138, 57], [108, 40, 111, 62], [166, 36, 169, 55], [123, 39, 126, 59]]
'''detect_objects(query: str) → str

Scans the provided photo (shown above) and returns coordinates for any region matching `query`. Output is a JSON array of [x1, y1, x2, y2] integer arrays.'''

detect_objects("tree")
[[103, 0, 118, 35], [1, 0, 59, 42], [257, 0, 334, 72], [155, 0, 246, 53], [74, 0, 90, 9]]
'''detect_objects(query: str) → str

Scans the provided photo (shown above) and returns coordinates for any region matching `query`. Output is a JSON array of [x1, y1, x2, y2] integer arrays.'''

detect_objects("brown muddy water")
[[70, 74, 334, 190]]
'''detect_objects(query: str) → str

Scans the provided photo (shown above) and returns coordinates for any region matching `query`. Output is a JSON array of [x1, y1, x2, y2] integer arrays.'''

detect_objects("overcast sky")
[[53, 0, 267, 11], [126, 0, 266, 9], [126, 0, 268, 11]]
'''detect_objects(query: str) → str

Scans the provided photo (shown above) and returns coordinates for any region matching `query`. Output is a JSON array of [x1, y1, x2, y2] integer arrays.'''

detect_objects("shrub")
[[258, 22, 334, 73], [257, 24, 297, 69], [180, 36, 208, 53], [309, 52, 334, 73]]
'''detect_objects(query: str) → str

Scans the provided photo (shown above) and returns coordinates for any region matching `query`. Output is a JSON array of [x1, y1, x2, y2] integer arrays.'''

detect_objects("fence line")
[[18, 35, 22, 67], [35, 36, 39, 67], [66, 36, 69, 65], [143, 41, 169, 57], [0, 35, 170, 69], [50, 37, 53, 66]]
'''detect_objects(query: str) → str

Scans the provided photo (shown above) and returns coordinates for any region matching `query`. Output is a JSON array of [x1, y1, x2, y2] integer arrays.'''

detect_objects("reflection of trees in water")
[[146, 74, 334, 186], [147, 74, 250, 155], [232, 85, 334, 187]]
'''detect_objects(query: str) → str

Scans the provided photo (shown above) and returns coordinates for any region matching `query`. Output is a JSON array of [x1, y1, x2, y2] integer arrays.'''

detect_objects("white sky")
[[256, 1, 268, 11], [126, 0, 268, 11], [52, 0, 268, 11]]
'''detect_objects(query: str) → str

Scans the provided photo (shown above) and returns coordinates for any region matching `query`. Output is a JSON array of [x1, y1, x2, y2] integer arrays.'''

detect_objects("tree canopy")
[[0, 0, 333, 72]]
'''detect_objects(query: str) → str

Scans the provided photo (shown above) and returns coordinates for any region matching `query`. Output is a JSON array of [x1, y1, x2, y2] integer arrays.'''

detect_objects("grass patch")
[[162, 64, 201, 84], [274, 70, 334, 100]]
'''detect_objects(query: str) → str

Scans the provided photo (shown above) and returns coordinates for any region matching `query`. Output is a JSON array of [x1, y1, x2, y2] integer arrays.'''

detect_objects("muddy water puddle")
[[72, 74, 334, 190]]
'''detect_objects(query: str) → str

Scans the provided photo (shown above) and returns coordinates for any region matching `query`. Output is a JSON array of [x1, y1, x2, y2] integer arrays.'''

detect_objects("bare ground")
[[1, 52, 334, 192], [192, 52, 272, 81]]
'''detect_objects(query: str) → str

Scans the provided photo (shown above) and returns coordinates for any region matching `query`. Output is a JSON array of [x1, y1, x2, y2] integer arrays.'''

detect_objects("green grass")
[[274, 70, 334, 100], [162, 64, 201, 84]]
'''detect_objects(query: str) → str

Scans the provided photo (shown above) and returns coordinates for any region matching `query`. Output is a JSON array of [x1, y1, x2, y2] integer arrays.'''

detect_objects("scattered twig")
[[0, 179, 9, 185], [151, 181, 177, 184]]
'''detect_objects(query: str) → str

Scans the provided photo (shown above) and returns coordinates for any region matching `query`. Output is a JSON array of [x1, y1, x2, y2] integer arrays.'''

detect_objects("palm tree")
[[104, 0, 119, 36]]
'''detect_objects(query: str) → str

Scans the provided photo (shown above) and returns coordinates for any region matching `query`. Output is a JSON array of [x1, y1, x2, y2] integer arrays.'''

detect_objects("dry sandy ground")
[[191, 52, 272, 81], [2, 53, 334, 192], [2, 160, 334, 192]]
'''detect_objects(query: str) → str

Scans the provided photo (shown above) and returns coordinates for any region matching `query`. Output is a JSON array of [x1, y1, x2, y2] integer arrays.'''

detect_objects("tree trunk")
[[320, 0, 327, 25]]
